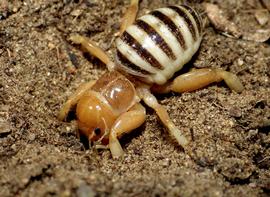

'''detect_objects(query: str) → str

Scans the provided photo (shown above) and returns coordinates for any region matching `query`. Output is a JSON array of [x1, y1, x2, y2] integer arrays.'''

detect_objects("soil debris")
[[204, 2, 270, 42], [0, 0, 269, 196], [0, 120, 11, 135], [254, 10, 269, 26], [260, 0, 270, 11], [242, 29, 270, 42], [204, 3, 241, 38]]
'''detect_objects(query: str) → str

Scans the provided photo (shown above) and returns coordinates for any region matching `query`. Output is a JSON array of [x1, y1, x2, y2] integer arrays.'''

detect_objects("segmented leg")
[[69, 35, 115, 71], [58, 81, 96, 121], [109, 103, 146, 158], [152, 68, 244, 94], [119, 0, 139, 35], [137, 87, 189, 148]]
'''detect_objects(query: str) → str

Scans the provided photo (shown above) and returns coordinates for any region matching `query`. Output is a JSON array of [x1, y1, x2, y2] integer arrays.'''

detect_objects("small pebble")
[[0, 120, 11, 134], [237, 58, 244, 66], [254, 10, 269, 26], [28, 133, 36, 141], [76, 183, 96, 197]]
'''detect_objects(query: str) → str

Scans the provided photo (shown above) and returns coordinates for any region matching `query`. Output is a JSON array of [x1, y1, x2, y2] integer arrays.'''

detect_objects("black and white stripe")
[[116, 5, 203, 85]]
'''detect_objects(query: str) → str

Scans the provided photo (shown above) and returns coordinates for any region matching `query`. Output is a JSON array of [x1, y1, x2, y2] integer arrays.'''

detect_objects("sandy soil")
[[0, 0, 269, 196]]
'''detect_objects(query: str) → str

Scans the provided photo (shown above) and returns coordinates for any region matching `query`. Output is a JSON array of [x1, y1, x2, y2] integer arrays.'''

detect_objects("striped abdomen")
[[115, 5, 203, 85]]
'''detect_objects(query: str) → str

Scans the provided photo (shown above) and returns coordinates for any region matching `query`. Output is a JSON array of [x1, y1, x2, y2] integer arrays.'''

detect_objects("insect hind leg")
[[170, 68, 244, 93]]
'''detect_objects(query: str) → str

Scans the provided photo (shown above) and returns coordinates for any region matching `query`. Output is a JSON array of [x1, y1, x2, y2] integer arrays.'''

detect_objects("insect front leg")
[[119, 0, 139, 36], [58, 81, 96, 121], [109, 103, 146, 158]]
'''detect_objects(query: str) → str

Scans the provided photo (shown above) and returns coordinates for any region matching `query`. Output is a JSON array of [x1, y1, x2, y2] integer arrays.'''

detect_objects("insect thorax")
[[91, 71, 139, 115]]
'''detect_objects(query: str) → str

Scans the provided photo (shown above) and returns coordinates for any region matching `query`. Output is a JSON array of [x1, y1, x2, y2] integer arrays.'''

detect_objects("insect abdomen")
[[116, 5, 203, 85]]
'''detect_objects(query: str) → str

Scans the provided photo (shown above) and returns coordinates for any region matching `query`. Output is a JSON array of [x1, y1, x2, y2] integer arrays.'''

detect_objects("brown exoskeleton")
[[58, 0, 244, 158]]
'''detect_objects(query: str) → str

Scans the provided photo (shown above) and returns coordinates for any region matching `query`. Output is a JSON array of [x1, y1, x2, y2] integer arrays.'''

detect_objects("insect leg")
[[69, 35, 115, 71], [137, 87, 189, 148], [119, 0, 139, 36], [109, 103, 146, 158], [58, 81, 96, 121], [169, 68, 244, 93]]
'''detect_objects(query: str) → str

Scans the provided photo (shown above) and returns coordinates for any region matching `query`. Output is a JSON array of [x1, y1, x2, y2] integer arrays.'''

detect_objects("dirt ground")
[[0, 0, 269, 196]]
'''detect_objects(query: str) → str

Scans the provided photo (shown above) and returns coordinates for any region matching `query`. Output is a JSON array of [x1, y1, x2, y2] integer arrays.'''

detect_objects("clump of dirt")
[[0, 0, 269, 196]]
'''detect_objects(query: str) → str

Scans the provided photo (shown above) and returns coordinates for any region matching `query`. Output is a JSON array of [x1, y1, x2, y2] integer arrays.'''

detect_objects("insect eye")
[[94, 128, 101, 135]]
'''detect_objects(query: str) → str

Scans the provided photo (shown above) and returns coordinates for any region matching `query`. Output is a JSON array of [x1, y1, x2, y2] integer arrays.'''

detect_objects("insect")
[[58, 0, 244, 158]]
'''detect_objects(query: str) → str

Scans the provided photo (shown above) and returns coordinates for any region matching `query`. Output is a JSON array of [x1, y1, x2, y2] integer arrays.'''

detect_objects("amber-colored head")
[[76, 91, 116, 143]]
